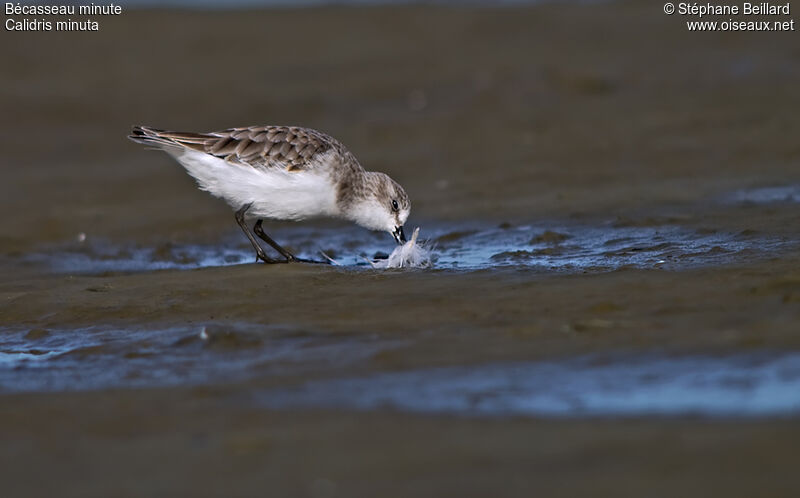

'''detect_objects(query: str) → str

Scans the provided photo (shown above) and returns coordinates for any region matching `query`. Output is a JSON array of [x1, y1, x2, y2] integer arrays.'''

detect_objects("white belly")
[[171, 149, 339, 220]]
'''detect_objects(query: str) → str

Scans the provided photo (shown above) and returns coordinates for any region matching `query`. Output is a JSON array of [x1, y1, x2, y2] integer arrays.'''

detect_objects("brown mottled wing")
[[131, 125, 340, 172]]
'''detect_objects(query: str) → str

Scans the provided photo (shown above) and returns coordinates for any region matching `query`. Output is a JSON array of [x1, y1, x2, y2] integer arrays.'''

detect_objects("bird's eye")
[[391, 200, 399, 212]]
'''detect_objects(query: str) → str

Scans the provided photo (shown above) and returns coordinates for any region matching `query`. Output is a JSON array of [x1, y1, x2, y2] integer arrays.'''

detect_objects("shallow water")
[[260, 352, 800, 417], [15, 184, 798, 274], [18, 218, 796, 274], [723, 185, 800, 205], [4, 184, 799, 409], [6, 323, 800, 418], [0, 324, 403, 392]]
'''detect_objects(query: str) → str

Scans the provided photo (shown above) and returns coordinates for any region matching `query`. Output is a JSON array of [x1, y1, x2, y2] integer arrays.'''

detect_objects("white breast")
[[170, 149, 339, 221]]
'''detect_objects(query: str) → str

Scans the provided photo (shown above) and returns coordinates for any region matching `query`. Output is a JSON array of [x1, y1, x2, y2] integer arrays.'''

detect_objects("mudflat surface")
[[2, 3, 800, 497]]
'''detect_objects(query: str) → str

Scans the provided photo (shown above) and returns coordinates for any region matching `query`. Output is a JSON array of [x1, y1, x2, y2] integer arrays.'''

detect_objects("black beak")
[[392, 226, 406, 245]]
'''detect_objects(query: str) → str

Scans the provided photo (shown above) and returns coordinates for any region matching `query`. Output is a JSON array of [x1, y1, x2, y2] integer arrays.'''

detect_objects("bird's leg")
[[254, 219, 329, 264], [235, 203, 279, 264], [253, 219, 295, 261]]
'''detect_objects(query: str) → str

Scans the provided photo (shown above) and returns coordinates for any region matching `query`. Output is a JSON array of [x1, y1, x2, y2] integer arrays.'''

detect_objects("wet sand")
[[2, 3, 800, 496], [4, 395, 800, 497]]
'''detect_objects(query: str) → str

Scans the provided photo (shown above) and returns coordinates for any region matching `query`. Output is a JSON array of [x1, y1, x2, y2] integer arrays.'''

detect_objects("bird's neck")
[[335, 169, 372, 217]]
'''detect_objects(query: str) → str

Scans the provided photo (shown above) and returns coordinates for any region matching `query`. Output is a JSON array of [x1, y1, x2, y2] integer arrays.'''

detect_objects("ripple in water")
[[5, 327, 800, 417], [20, 219, 795, 274], [724, 185, 800, 205], [0, 324, 403, 392], [259, 352, 800, 417]]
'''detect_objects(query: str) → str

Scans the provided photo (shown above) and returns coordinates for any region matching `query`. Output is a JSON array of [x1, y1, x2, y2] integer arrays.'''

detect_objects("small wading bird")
[[129, 125, 410, 263]]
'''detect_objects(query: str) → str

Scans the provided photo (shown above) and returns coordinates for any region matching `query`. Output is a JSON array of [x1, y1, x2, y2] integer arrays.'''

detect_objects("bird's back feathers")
[[129, 125, 359, 174]]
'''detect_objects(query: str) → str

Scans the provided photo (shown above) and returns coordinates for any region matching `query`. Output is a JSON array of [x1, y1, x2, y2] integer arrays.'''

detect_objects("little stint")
[[129, 125, 411, 263]]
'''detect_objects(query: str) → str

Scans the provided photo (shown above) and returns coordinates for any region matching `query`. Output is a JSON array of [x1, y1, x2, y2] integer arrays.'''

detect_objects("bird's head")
[[345, 172, 410, 244]]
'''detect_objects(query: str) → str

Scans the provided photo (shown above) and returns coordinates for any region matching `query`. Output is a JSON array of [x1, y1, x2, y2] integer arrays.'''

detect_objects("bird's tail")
[[128, 125, 211, 151]]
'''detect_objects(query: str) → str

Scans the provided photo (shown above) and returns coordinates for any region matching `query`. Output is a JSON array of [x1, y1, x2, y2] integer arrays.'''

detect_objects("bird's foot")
[[255, 250, 282, 264], [288, 256, 330, 265]]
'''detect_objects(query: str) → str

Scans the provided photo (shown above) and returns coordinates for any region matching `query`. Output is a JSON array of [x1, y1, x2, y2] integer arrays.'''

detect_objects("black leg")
[[254, 219, 298, 262], [235, 203, 279, 264], [254, 219, 330, 264]]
